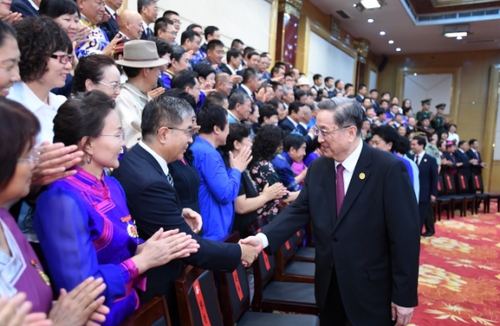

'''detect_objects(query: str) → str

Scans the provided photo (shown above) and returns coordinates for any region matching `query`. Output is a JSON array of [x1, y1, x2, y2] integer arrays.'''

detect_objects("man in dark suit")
[[467, 139, 487, 176], [455, 140, 476, 190], [232, 67, 258, 102], [356, 83, 367, 103], [11, 0, 39, 18], [242, 98, 420, 326], [138, 0, 157, 39], [410, 136, 438, 236], [101, 0, 121, 42], [113, 96, 257, 324]]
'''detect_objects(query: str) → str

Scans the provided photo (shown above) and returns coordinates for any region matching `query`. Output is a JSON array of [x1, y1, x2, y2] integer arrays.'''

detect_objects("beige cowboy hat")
[[115, 40, 168, 68], [296, 77, 310, 86]]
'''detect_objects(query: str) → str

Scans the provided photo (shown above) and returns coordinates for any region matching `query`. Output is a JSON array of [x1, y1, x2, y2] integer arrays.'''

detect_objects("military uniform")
[[431, 103, 447, 135], [416, 98, 432, 124]]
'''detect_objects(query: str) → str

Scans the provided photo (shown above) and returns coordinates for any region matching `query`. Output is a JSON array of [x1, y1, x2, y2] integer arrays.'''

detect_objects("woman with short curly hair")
[[7, 16, 73, 146]]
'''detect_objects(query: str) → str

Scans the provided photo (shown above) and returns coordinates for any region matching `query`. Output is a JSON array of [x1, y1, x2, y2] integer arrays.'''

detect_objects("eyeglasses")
[[166, 30, 178, 36], [98, 81, 122, 91], [172, 19, 182, 25], [313, 125, 353, 137], [100, 129, 125, 140], [50, 53, 73, 64], [18, 148, 40, 165], [159, 125, 200, 137]]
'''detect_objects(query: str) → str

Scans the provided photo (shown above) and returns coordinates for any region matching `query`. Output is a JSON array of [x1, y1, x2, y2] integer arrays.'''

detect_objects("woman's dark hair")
[[13, 17, 72, 83], [0, 98, 40, 189], [197, 104, 228, 134], [0, 20, 16, 47], [39, 0, 80, 19], [150, 37, 172, 58], [53, 91, 115, 147], [251, 125, 283, 164], [193, 63, 215, 79], [219, 124, 250, 153], [72, 55, 117, 94]]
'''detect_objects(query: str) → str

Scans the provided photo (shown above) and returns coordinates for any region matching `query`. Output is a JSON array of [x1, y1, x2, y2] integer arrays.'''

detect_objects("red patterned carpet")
[[410, 207, 500, 325]]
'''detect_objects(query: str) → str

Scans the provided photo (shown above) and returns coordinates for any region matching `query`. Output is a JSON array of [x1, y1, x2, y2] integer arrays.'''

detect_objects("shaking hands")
[[238, 236, 264, 267]]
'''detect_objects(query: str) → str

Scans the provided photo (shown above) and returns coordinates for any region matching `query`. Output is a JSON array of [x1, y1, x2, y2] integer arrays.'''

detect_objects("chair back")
[[471, 173, 484, 193], [457, 173, 470, 193], [437, 176, 446, 196], [175, 266, 224, 326], [218, 233, 250, 326], [443, 174, 457, 195], [118, 296, 171, 326], [246, 216, 270, 236]]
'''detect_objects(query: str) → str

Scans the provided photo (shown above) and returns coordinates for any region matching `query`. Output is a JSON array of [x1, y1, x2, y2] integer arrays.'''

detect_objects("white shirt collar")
[[458, 148, 465, 153], [28, 0, 39, 10], [138, 141, 170, 176], [226, 64, 236, 75], [471, 148, 477, 153], [286, 116, 298, 128], [105, 5, 116, 16], [240, 84, 253, 99], [335, 139, 363, 173]]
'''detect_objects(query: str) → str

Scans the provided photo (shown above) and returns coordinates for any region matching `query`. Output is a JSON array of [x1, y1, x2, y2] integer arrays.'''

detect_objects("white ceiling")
[[309, 0, 500, 55]]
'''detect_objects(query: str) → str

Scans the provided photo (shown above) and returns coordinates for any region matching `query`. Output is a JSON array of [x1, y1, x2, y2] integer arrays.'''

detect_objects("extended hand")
[[391, 302, 414, 326], [238, 243, 258, 267], [182, 208, 203, 233], [239, 236, 264, 255]]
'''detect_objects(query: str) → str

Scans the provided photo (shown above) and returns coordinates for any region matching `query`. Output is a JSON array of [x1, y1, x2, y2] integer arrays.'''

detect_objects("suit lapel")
[[133, 144, 166, 177], [333, 143, 373, 231]]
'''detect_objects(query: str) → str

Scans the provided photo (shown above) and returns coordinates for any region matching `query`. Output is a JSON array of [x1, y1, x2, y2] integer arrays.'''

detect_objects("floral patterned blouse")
[[249, 160, 282, 221]]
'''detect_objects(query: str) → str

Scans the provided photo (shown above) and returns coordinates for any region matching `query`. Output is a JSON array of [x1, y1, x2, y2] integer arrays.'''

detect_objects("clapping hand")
[[147, 87, 165, 99], [182, 208, 203, 233], [0, 293, 50, 326], [1, 12, 22, 24], [31, 142, 84, 188], [229, 146, 252, 172]]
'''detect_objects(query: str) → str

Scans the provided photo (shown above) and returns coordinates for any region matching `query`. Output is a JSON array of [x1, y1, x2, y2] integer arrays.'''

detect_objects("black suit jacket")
[[466, 149, 482, 175], [219, 64, 233, 75], [409, 153, 438, 203], [262, 142, 420, 324], [11, 0, 38, 17], [454, 149, 471, 177], [112, 144, 241, 322], [356, 94, 364, 103], [278, 117, 297, 133], [100, 9, 119, 42]]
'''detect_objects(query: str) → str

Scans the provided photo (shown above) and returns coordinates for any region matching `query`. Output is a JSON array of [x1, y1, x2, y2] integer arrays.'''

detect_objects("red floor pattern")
[[410, 207, 500, 325]]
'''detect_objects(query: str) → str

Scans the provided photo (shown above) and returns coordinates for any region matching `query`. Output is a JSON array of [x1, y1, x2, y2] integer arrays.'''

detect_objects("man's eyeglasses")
[[313, 126, 352, 137], [98, 81, 122, 91], [18, 148, 40, 165], [172, 19, 182, 25], [100, 129, 125, 140], [50, 54, 73, 64], [159, 125, 200, 137]]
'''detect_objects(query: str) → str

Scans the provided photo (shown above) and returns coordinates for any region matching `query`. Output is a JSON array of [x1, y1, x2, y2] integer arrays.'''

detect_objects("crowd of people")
[[0, 0, 486, 325]]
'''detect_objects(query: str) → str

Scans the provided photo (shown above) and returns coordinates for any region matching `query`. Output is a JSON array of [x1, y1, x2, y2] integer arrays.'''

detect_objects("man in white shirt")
[[115, 40, 168, 148]]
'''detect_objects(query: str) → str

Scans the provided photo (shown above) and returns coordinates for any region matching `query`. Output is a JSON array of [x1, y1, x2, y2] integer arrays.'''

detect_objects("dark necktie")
[[415, 155, 419, 165], [475, 151, 479, 160], [166, 173, 174, 187], [336, 164, 345, 217], [114, 13, 118, 22]]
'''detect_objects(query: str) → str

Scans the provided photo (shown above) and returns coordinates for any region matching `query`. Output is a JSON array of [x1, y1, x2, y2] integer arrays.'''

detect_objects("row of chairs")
[[434, 173, 500, 220], [120, 222, 319, 326]]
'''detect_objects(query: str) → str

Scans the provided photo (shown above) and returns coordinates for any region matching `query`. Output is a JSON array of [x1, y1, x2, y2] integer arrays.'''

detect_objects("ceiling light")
[[443, 24, 469, 38], [367, 19, 374, 23], [361, 0, 382, 9], [380, 31, 385, 35], [388, 40, 394, 44], [396, 48, 401, 51], [353, 3, 357, 7], [456, 36, 462, 40], [414, 73, 417, 76]]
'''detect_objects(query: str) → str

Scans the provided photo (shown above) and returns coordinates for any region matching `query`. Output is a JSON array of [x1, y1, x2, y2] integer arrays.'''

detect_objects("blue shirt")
[[271, 152, 301, 191], [160, 71, 173, 89], [395, 153, 420, 203], [191, 137, 241, 241], [197, 58, 222, 74]]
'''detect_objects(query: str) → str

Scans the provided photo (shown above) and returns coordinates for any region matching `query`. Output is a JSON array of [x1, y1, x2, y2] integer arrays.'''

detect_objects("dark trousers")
[[424, 203, 435, 234], [321, 270, 351, 326], [418, 201, 430, 231]]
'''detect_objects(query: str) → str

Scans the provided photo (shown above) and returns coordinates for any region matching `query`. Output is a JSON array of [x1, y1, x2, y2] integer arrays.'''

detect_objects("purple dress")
[[34, 167, 146, 326], [0, 209, 52, 314]]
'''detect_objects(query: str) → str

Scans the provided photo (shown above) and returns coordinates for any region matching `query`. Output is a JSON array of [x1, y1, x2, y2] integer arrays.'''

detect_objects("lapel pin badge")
[[424, 159, 427, 162], [359, 172, 366, 180]]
